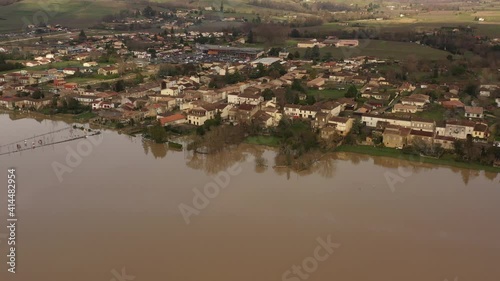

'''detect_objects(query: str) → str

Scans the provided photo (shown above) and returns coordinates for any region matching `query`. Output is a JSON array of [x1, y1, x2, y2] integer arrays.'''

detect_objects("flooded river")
[[0, 113, 499, 281]]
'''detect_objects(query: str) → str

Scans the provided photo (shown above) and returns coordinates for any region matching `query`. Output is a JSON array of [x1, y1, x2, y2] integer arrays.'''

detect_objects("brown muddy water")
[[0, 113, 499, 281]]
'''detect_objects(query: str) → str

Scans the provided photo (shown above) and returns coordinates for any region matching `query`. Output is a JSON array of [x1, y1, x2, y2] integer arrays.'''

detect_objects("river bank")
[[3, 110, 499, 173], [335, 145, 500, 173]]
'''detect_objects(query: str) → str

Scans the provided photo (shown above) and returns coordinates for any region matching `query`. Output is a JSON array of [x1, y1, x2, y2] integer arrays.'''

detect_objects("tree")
[[345, 84, 358, 98], [31, 90, 43, 99], [306, 95, 316, 105], [291, 79, 305, 93], [311, 45, 320, 60], [143, 6, 156, 18], [147, 123, 167, 143], [134, 73, 144, 84], [78, 30, 87, 43], [220, 0, 224, 12], [323, 52, 332, 61], [290, 28, 301, 38], [304, 48, 312, 59], [114, 80, 126, 92], [268, 47, 282, 56], [262, 88, 274, 101], [247, 29, 254, 44], [464, 83, 478, 97]]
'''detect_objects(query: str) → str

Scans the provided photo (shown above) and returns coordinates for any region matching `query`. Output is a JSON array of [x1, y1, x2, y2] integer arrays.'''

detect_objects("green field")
[[73, 111, 97, 121], [415, 104, 447, 121], [0, 0, 142, 32], [292, 39, 452, 60], [245, 136, 280, 147]]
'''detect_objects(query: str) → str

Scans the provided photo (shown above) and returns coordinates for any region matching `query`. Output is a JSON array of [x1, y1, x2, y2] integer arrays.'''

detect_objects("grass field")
[[415, 104, 447, 121], [292, 39, 451, 60], [0, 0, 146, 32], [245, 136, 280, 147], [73, 111, 97, 121]]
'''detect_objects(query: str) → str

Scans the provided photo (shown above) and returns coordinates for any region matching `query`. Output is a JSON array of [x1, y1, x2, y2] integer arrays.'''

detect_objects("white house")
[[464, 106, 484, 119]]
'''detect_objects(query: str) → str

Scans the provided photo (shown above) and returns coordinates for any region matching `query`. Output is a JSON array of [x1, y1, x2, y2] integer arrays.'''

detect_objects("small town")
[[1, 4, 500, 172], [2, 1, 500, 281]]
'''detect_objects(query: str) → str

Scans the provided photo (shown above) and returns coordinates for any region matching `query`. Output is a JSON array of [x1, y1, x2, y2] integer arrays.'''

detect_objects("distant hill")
[[0, 0, 21, 6]]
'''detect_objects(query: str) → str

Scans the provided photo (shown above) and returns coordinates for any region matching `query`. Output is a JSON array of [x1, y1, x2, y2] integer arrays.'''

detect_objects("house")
[[98, 67, 119, 76], [411, 118, 435, 132], [284, 104, 301, 118], [464, 106, 484, 119], [408, 93, 430, 103], [299, 105, 320, 119], [441, 100, 465, 109], [306, 77, 326, 89], [159, 113, 187, 126], [187, 104, 217, 125], [337, 98, 357, 111], [398, 82, 416, 93], [382, 125, 411, 149], [479, 87, 492, 97], [401, 97, 426, 109], [434, 135, 455, 150], [83, 61, 98, 67], [327, 116, 354, 136], [334, 40, 359, 47], [161, 87, 181, 96], [351, 76, 367, 85], [408, 130, 434, 145], [63, 68, 79, 75], [444, 120, 475, 139], [75, 95, 100, 105], [228, 103, 259, 123], [250, 57, 281, 67], [393, 103, 418, 114], [64, 83, 78, 90], [253, 110, 274, 128], [297, 39, 325, 48], [261, 106, 283, 127], [328, 72, 353, 83], [318, 101, 342, 116], [472, 123, 489, 139], [0, 96, 21, 109], [25, 61, 39, 67], [361, 114, 412, 128]]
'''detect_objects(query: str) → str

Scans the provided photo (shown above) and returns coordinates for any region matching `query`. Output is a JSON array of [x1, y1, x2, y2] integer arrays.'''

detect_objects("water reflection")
[[141, 140, 168, 159], [185, 145, 249, 175]]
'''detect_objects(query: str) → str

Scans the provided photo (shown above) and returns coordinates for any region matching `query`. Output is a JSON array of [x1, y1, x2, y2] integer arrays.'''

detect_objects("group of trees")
[[208, 71, 245, 88], [0, 54, 24, 72], [302, 45, 321, 60], [57, 97, 90, 115], [273, 118, 320, 167], [157, 63, 198, 78], [454, 136, 500, 166]]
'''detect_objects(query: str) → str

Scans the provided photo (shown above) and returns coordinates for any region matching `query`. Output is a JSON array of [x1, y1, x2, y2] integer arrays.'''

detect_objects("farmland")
[[291, 40, 451, 60]]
